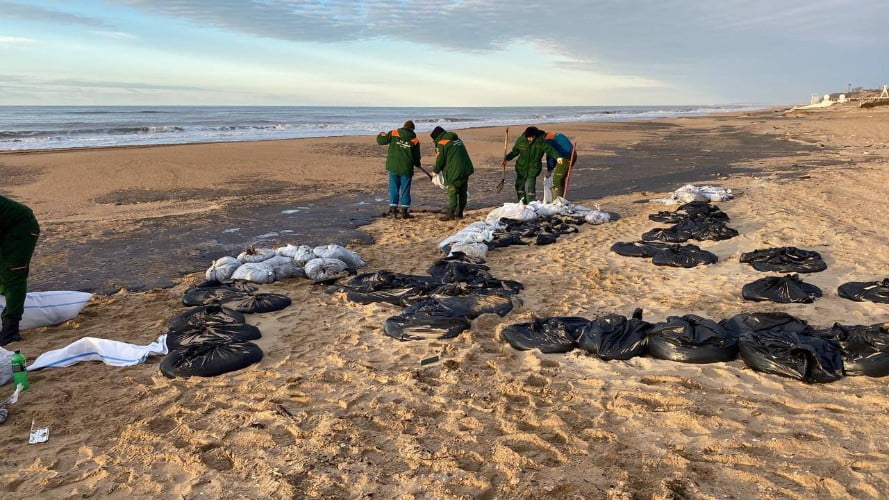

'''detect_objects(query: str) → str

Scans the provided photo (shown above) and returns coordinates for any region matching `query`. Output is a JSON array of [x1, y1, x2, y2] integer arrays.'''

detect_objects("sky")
[[1, 0, 887, 106]]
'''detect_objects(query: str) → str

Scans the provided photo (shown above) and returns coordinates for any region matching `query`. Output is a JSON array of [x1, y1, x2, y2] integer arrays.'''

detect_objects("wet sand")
[[4, 109, 821, 293]]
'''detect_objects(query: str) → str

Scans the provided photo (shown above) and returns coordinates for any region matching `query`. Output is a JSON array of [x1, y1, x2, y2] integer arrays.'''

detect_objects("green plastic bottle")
[[11, 350, 28, 391]]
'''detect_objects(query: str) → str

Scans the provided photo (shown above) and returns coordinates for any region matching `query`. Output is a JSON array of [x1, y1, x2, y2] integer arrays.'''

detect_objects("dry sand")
[[2, 106, 889, 498]]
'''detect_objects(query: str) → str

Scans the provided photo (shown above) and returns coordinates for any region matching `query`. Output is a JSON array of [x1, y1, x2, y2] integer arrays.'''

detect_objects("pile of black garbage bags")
[[329, 253, 523, 341], [501, 309, 889, 383], [740, 247, 827, 303], [487, 215, 585, 249], [611, 201, 735, 267], [159, 280, 294, 377]]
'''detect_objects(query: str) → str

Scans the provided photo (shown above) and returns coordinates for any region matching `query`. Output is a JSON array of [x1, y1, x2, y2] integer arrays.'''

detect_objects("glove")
[[556, 157, 564, 166], [501, 159, 508, 168]]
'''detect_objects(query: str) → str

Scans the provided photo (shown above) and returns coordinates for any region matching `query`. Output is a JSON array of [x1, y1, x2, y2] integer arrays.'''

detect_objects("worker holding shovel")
[[502, 126, 564, 204], [430, 126, 475, 221], [0, 195, 40, 346], [376, 120, 421, 219]]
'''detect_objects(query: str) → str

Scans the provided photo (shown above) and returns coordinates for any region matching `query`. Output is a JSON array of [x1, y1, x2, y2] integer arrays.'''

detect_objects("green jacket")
[[0, 195, 36, 237], [376, 127, 421, 177], [433, 131, 474, 185], [504, 136, 561, 177]]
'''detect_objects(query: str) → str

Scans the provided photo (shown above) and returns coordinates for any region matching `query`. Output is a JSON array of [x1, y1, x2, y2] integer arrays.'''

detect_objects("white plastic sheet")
[[485, 203, 537, 224], [0, 291, 93, 330], [27, 336, 168, 371]]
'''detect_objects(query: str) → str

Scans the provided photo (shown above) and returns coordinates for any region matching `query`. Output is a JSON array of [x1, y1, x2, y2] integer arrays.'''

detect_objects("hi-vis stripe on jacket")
[[376, 127, 421, 176]]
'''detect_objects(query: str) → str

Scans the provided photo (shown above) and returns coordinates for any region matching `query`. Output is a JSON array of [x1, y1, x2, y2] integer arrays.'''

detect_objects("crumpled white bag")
[[543, 176, 554, 204], [0, 348, 11, 386], [584, 210, 612, 225], [205, 256, 241, 282], [654, 184, 734, 204], [485, 202, 537, 224], [313, 245, 365, 271], [449, 242, 488, 261], [438, 224, 497, 250], [304, 258, 349, 282], [432, 172, 445, 189], [231, 262, 276, 284], [528, 201, 561, 217], [237, 247, 276, 263]]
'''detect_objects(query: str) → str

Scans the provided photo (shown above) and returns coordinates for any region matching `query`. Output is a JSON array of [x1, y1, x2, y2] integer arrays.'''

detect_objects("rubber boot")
[[389, 206, 400, 219], [439, 209, 456, 221], [0, 317, 22, 347], [455, 207, 465, 220], [400, 207, 411, 219]]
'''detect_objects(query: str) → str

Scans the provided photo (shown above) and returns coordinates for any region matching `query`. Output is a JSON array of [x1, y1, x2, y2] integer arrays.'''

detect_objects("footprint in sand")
[[199, 444, 234, 472]]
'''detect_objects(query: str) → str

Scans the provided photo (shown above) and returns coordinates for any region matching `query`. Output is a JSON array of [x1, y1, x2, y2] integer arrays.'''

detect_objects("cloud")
[[0, 36, 34, 45], [0, 73, 219, 93], [90, 31, 139, 40], [0, 1, 107, 27]]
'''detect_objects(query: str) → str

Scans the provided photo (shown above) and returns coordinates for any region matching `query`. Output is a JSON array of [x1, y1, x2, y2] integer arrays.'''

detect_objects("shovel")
[[494, 127, 509, 193], [416, 164, 433, 180]]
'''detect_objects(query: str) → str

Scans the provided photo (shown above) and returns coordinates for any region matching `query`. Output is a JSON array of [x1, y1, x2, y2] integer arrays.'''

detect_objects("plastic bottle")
[[11, 350, 28, 391]]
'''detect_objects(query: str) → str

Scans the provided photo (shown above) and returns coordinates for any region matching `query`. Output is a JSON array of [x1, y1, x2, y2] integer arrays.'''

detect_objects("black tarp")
[[837, 278, 889, 304], [647, 314, 738, 363], [160, 341, 264, 378], [817, 322, 889, 377], [651, 244, 718, 268], [575, 309, 650, 360], [738, 330, 844, 383], [742, 274, 822, 303], [500, 317, 591, 353], [740, 247, 827, 273]]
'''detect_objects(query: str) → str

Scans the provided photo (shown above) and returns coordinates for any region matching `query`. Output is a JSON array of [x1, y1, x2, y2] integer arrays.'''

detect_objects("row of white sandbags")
[[206, 244, 365, 284], [650, 184, 733, 205], [438, 199, 613, 260]]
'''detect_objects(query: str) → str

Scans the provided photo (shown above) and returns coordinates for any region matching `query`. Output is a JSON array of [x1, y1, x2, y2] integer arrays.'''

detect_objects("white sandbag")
[[0, 348, 11, 386], [277, 244, 309, 259], [0, 291, 93, 330], [699, 185, 734, 202], [449, 242, 488, 261], [27, 335, 168, 371], [485, 203, 537, 224], [464, 221, 503, 232], [312, 245, 366, 271], [237, 247, 276, 263], [674, 185, 710, 203], [584, 210, 612, 225], [262, 255, 304, 281], [230, 262, 276, 284], [528, 201, 561, 217], [649, 197, 680, 205], [205, 256, 241, 282], [304, 258, 349, 282], [289, 245, 316, 266], [438, 224, 496, 251]]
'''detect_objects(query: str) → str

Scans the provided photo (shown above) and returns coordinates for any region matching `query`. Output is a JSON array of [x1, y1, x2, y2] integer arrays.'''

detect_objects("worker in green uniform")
[[430, 126, 474, 221], [0, 195, 40, 346], [376, 120, 421, 219], [502, 126, 564, 204]]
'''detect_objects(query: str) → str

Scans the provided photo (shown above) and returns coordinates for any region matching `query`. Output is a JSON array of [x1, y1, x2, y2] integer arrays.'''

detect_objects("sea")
[[0, 105, 765, 151]]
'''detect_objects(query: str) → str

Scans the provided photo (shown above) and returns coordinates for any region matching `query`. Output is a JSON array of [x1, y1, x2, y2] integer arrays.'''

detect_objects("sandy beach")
[[2, 105, 889, 498]]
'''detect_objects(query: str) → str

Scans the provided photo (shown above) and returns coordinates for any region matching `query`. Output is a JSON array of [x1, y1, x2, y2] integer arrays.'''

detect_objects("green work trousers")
[[551, 161, 570, 199], [0, 217, 40, 321], [448, 178, 468, 212], [515, 172, 537, 204]]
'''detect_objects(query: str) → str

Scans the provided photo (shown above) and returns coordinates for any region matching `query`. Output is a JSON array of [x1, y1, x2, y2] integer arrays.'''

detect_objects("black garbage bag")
[[488, 232, 526, 249], [742, 274, 822, 303], [165, 322, 262, 350], [404, 294, 513, 320], [192, 280, 259, 293], [220, 293, 292, 313], [690, 221, 738, 241], [535, 233, 559, 245], [837, 278, 889, 304], [816, 322, 889, 377], [345, 287, 427, 306], [427, 258, 491, 282], [383, 311, 471, 341], [575, 308, 651, 360], [160, 341, 264, 378], [641, 227, 690, 243], [344, 271, 441, 292], [169, 305, 246, 333], [500, 317, 590, 353], [610, 241, 674, 258], [720, 312, 813, 338], [740, 247, 827, 273], [648, 314, 738, 363], [430, 279, 524, 298], [738, 330, 844, 383], [650, 203, 729, 224], [183, 285, 250, 306], [555, 214, 587, 225], [651, 244, 718, 268]]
